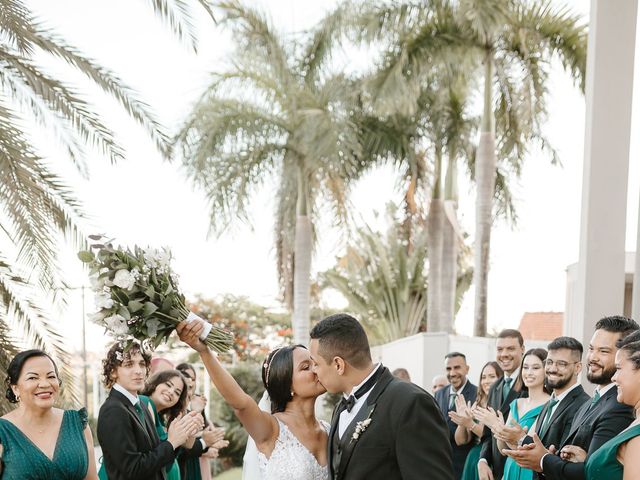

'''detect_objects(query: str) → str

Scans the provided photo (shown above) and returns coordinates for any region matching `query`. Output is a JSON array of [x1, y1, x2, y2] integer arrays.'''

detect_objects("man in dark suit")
[[497, 336, 589, 477], [435, 352, 478, 479], [478, 329, 526, 480], [97, 344, 201, 480], [310, 313, 454, 480], [503, 316, 638, 480]]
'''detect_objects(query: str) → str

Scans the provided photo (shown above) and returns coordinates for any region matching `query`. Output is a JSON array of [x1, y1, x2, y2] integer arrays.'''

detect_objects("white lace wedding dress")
[[256, 418, 330, 480]]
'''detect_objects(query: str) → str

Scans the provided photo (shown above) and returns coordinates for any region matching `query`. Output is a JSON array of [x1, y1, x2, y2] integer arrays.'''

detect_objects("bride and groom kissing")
[[178, 313, 454, 480]]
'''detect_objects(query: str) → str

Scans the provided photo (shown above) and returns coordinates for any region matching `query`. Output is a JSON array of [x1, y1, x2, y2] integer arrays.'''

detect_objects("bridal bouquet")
[[78, 235, 234, 352]]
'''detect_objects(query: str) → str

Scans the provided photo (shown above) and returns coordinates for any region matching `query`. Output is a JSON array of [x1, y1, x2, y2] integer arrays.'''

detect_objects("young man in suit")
[[503, 316, 638, 480], [310, 313, 454, 480], [97, 342, 202, 480], [497, 336, 589, 475], [477, 329, 526, 480], [435, 352, 478, 479]]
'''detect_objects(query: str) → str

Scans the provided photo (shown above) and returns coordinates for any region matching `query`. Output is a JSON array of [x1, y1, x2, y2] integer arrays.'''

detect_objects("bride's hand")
[[177, 320, 208, 352]]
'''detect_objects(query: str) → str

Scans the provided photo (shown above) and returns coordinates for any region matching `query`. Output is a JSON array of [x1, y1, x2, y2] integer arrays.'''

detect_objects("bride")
[[177, 320, 329, 480]]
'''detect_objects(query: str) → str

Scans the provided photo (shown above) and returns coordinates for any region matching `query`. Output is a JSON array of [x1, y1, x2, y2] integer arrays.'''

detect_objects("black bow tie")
[[340, 366, 384, 413]]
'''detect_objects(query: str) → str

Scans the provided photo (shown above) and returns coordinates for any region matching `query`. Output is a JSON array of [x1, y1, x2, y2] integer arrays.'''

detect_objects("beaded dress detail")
[[257, 418, 330, 480]]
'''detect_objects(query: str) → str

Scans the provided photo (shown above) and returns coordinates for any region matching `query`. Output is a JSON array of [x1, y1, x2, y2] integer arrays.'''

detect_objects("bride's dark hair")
[[261, 344, 305, 413]]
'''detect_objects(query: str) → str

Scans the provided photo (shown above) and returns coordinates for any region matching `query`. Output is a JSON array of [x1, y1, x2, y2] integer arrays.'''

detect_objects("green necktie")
[[502, 377, 513, 401], [539, 395, 559, 438], [448, 392, 457, 410], [586, 390, 601, 413], [134, 401, 146, 424]]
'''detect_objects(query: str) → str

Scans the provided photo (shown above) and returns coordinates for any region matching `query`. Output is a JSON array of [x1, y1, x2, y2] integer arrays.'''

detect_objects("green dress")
[[585, 423, 640, 480], [0, 408, 89, 480], [503, 399, 545, 480], [460, 440, 482, 480], [139, 395, 181, 480]]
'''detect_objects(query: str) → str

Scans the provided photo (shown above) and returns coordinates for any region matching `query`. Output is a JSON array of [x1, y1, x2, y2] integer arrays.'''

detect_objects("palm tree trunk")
[[293, 172, 312, 345], [427, 146, 444, 332], [473, 53, 496, 337], [441, 154, 458, 333]]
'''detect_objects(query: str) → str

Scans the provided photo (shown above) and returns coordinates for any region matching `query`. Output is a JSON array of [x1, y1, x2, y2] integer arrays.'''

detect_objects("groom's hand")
[[177, 320, 208, 352]]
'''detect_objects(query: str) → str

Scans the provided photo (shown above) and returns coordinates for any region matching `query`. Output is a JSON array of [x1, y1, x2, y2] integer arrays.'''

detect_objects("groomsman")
[[503, 316, 638, 480], [499, 336, 589, 474], [478, 329, 526, 480], [435, 352, 478, 479]]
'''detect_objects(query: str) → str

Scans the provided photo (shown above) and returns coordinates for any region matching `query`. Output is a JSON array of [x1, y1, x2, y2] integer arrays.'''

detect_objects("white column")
[[574, 0, 638, 346]]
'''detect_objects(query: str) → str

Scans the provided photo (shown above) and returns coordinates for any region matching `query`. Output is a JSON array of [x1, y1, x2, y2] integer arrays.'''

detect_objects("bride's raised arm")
[[177, 320, 277, 447]]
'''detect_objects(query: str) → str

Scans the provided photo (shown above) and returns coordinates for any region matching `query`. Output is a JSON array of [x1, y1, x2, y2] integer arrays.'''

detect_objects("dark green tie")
[[448, 392, 457, 410], [539, 395, 559, 438], [134, 401, 146, 424], [502, 377, 513, 401], [586, 390, 601, 413]]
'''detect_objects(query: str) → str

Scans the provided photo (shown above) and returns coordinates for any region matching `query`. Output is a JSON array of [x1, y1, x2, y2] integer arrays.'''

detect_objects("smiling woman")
[[0, 350, 98, 479]]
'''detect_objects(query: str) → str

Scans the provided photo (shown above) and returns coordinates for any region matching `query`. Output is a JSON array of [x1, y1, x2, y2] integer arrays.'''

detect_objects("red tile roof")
[[518, 312, 564, 341]]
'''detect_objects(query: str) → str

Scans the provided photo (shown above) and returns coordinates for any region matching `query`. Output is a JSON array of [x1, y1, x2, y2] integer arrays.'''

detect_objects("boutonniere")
[[350, 406, 376, 444]]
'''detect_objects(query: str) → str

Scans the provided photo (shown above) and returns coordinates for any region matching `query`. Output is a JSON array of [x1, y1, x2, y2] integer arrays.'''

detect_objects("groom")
[[310, 313, 453, 480]]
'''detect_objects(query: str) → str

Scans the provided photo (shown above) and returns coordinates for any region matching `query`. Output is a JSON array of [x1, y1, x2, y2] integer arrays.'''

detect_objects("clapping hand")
[[502, 433, 548, 472], [493, 415, 527, 447], [473, 405, 503, 431], [448, 394, 475, 429], [560, 445, 587, 463], [202, 426, 226, 447], [167, 411, 203, 448], [191, 393, 207, 413]]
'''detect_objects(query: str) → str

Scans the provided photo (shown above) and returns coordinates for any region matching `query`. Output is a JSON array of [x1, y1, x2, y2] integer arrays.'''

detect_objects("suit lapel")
[[440, 385, 452, 416], [565, 386, 616, 440], [328, 401, 343, 478], [336, 367, 394, 479], [111, 390, 154, 444]]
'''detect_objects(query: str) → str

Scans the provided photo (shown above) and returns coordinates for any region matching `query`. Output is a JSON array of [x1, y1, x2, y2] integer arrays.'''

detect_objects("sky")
[[23, 0, 640, 353]]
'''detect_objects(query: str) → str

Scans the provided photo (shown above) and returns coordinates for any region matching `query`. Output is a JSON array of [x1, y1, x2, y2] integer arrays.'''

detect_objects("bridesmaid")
[[140, 369, 194, 480], [475, 349, 550, 480], [449, 361, 504, 480], [0, 349, 97, 479], [569, 330, 640, 479]]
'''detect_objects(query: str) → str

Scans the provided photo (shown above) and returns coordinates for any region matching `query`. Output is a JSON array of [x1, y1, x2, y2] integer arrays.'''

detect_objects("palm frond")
[[147, 0, 216, 52]]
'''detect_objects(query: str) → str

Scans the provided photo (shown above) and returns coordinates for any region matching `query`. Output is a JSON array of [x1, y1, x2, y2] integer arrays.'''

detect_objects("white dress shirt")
[[338, 364, 381, 438], [113, 382, 141, 406]]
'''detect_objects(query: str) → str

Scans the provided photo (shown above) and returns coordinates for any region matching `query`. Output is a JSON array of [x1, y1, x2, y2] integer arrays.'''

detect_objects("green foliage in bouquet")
[[78, 235, 233, 353]]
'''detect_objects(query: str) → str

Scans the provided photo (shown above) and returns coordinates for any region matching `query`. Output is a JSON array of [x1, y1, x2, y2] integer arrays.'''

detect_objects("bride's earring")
[[290, 391, 294, 397]]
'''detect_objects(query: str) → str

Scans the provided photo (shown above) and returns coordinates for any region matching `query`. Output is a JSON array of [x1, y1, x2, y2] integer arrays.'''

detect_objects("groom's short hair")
[[310, 313, 371, 368]]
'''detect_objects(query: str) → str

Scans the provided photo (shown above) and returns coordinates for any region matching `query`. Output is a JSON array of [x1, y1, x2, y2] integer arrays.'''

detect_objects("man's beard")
[[546, 375, 572, 390], [587, 364, 617, 385]]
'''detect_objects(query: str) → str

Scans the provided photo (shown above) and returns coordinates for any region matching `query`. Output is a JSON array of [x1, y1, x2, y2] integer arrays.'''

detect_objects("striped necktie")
[[502, 377, 513, 401]]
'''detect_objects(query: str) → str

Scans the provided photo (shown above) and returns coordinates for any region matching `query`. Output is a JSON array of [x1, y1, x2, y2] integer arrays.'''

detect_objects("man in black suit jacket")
[[478, 329, 526, 480], [97, 345, 202, 480], [310, 313, 453, 480], [499, 337, 589, 479], [435, 352, 478, 479], [503, 316, 638, 480]]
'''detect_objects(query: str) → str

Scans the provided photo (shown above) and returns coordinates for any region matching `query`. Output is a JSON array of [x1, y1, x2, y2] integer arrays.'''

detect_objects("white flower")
[[94, 293, 114, 309], [89, 311, 107, 323], [104, 314, 129, 335], [147, 318, 161, 337], [350, 411, 375, 443], [113, 269, 136, 290], [89, 273, 102, 291]]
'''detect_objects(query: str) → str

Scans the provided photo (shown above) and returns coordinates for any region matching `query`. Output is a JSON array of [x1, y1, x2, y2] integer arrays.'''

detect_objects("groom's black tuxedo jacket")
[[328, 366, 454, 480], [479, 376, 526, 480], [540, 385, 634, 480], [97, 389, 178, 480]]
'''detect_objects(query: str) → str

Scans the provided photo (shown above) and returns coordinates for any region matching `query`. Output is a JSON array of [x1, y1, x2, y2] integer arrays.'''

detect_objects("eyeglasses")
[[544, 359, 579, 369]]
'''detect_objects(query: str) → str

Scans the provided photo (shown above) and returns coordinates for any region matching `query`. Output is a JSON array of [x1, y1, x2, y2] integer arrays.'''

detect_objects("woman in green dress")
[[564, 330, 640, 480], [476, 348, 550, 480], [0, 349, 98, 479], [140, 369, 194, 480], [450, 361, 504, 480]]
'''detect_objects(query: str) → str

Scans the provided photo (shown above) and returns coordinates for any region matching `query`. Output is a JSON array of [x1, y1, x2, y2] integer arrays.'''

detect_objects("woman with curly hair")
[[97, 341, 202, 480], [0, 349, 97, 479]]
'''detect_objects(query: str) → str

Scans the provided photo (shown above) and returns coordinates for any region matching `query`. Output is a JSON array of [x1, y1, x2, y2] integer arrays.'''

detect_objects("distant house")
[[519, 312, 564, 341]]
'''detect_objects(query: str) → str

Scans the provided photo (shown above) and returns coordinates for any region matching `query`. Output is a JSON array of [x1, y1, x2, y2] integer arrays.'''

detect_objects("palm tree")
[[175, 0, 364, 345], [323, 0, 585, 335], [0, 0, 214, 411], [322, 203, 473, 343]]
